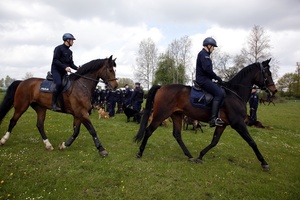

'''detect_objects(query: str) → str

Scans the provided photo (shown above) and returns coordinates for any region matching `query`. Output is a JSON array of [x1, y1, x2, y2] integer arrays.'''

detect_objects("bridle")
[[221, 62, 276, 102], [70, 59, 118, 88], [258, 62, 276, 96]]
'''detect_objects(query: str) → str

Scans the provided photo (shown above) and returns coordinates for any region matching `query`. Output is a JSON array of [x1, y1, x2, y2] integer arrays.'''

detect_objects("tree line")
[[1, 25, 299, 98], [133, 25, 299, 98]]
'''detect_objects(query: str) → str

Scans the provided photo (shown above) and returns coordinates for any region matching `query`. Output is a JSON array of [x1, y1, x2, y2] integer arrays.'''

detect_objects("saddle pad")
[[190, 87, 213, 108], [40, 80, 70, 93]]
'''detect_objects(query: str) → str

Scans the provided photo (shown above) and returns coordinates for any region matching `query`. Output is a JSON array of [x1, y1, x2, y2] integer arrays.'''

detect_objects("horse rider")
[[195, 37, 225, 127], [51, 33, 79, 111]]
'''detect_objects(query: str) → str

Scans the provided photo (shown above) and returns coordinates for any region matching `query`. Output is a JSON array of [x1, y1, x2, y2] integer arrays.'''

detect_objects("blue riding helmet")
[[203, 37, 217, 47], [62, 33, 76, 41]]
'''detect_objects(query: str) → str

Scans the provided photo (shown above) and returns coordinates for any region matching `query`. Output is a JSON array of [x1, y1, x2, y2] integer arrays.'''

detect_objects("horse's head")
[[257, 58, 277, 97], [100, 55, 118, 90]]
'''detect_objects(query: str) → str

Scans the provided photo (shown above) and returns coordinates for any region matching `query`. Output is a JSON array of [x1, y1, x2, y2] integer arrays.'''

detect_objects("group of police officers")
[[92, 82, 144, 118]]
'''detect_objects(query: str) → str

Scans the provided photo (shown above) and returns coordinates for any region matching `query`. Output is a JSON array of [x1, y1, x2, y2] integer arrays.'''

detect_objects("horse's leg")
[[171, 113, 194, 161], [81, 116, 108, 157], [232, 123, 270, 171], [59, 117, 81, 150], [196, 126, 226, 163], [136, 115, 164, 158], [0, 102, 29, 145], [31, 104, 54, 150]]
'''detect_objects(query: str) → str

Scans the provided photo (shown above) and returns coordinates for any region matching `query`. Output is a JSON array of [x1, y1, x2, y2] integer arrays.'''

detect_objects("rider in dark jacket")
[[51, 33, 78, 111], [196, 37, 225, 127]]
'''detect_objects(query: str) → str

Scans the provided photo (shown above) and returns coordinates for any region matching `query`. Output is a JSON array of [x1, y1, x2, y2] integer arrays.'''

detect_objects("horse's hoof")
[[188, 158, 195, 162], [46, 146, 54, 150], [262, 164, 270, 171], [99, 150, 108, 157], [136, 153, 142, 158], [58, 142, 66, 150], [195, 159, 203, 164]]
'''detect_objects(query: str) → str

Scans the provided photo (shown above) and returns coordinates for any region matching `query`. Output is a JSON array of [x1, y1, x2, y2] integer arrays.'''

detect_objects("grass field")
[[0, 93, 299, 200]]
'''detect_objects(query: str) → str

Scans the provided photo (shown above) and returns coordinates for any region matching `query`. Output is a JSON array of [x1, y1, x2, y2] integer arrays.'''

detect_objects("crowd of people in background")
[[91, 83, 144, 119]]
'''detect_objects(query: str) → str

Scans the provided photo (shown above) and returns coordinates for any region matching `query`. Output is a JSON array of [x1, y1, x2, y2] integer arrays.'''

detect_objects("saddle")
[[190, 81, 214, 108], [40, 72, 71, 93]]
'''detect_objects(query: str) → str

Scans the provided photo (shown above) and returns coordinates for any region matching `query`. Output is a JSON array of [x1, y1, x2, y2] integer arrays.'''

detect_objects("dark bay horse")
[[134, 59, 277, 171], [260, 97, 275, 106], [0, 55, 118, 157]]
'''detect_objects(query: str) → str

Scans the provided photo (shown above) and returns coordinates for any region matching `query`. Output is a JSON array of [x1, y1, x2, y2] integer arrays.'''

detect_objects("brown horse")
[[260, 97, 275, 106], [0, 55, 118, 157], [134, 59, 277, 171]]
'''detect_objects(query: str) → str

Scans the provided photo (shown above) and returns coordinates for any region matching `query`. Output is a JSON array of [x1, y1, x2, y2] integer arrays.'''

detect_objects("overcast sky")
[[0, 0, 299, 84]]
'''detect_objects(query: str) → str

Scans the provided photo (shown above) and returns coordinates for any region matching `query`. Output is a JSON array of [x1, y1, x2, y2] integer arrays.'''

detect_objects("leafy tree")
[[241, 25, 279, 78], [117, 78, 134, 89], [153, 54, 175, 85], [166, 36, 192, 84], [241, 25, 271, 63], [5, 75, 15, 87], [23, 72, 34, 80], [277, 63, 300, 98], [0, 78, 4, 87], [134, 38, 158, 90]]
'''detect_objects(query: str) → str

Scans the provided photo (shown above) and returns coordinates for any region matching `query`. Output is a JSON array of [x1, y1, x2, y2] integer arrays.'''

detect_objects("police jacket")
[[249, 92, 259, 110], [131, 87, 144, 103], [196, 48, 219, 85], [51, 44, 78, 75]]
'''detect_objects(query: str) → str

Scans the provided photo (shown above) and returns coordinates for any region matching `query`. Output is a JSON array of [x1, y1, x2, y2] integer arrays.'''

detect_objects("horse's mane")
[[228, 63, 259, 85], [70, 59, 106, 81]]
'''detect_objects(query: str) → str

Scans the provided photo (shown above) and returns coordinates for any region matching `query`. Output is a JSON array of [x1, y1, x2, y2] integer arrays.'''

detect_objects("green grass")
[[0, 95, 299, 199]]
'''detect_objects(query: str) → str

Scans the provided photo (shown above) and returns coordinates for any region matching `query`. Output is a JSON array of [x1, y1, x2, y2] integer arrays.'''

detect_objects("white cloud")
[[0, 0, 300, 83]]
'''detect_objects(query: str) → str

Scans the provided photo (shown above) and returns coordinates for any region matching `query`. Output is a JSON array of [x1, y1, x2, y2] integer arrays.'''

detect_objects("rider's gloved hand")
[[215, 76, 223, 84]]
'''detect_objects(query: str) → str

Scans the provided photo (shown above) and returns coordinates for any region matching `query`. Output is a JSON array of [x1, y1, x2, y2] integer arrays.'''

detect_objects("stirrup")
[[209, 118, 224, 127], [51, 104, 61, 111], [215, 118, 224, 126]]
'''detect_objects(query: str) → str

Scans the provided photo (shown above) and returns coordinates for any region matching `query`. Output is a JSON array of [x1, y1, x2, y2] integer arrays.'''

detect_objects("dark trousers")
[[200, 80, 224, 102], [51, 70, 64, 92]]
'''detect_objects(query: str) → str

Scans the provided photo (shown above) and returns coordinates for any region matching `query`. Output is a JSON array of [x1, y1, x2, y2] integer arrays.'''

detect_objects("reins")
[[70, 72, 102, 83], [220, 83, 246, 103]]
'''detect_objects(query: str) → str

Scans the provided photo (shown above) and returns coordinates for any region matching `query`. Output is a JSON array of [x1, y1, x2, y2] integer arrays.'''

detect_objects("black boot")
[[209, 100, 224, 127], [51, 91, 61, 111]]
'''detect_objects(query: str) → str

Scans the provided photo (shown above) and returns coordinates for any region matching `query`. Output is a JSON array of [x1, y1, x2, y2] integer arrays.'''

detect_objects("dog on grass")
[[182, 115, 204, 133], [123, 105, 141, 123], [245, 115, 273, 129], [98, 108, 110, 119]]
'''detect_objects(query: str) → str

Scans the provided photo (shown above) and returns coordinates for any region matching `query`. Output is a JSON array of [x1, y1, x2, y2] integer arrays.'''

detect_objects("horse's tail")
[[134, 85, 161, 143], [0, 80, 22, 124]]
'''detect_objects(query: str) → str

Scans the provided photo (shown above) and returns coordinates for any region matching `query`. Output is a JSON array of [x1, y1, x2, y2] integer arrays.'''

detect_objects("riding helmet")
[[62, 33, 76, 41], [203, 37, 217, 47]]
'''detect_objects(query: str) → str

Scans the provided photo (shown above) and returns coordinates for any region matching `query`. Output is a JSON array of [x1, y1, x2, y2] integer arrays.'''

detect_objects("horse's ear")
[[262, 58, 271, 66], [113, 58, 117, 61], [108, 55, 113, 62]]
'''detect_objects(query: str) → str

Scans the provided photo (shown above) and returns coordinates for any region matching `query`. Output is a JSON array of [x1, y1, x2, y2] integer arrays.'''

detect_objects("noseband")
[[258, 63, 276, 95]]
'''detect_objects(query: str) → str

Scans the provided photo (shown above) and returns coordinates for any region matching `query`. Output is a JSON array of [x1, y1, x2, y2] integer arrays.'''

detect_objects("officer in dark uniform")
[[106, 89, 117, 117], [51, 33, 78, 111], [196, 37, 224, 127], [123, 84, 132, 107], [249, 86, 259, 123], [116, 89, 123, 113], [99, 89, 106, 109], [130, 82, 144, 113]]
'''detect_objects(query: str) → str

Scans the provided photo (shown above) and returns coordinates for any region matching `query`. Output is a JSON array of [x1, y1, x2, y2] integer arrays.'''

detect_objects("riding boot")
[[209, 100, 224, 127], [51, 91, 61, 111]]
